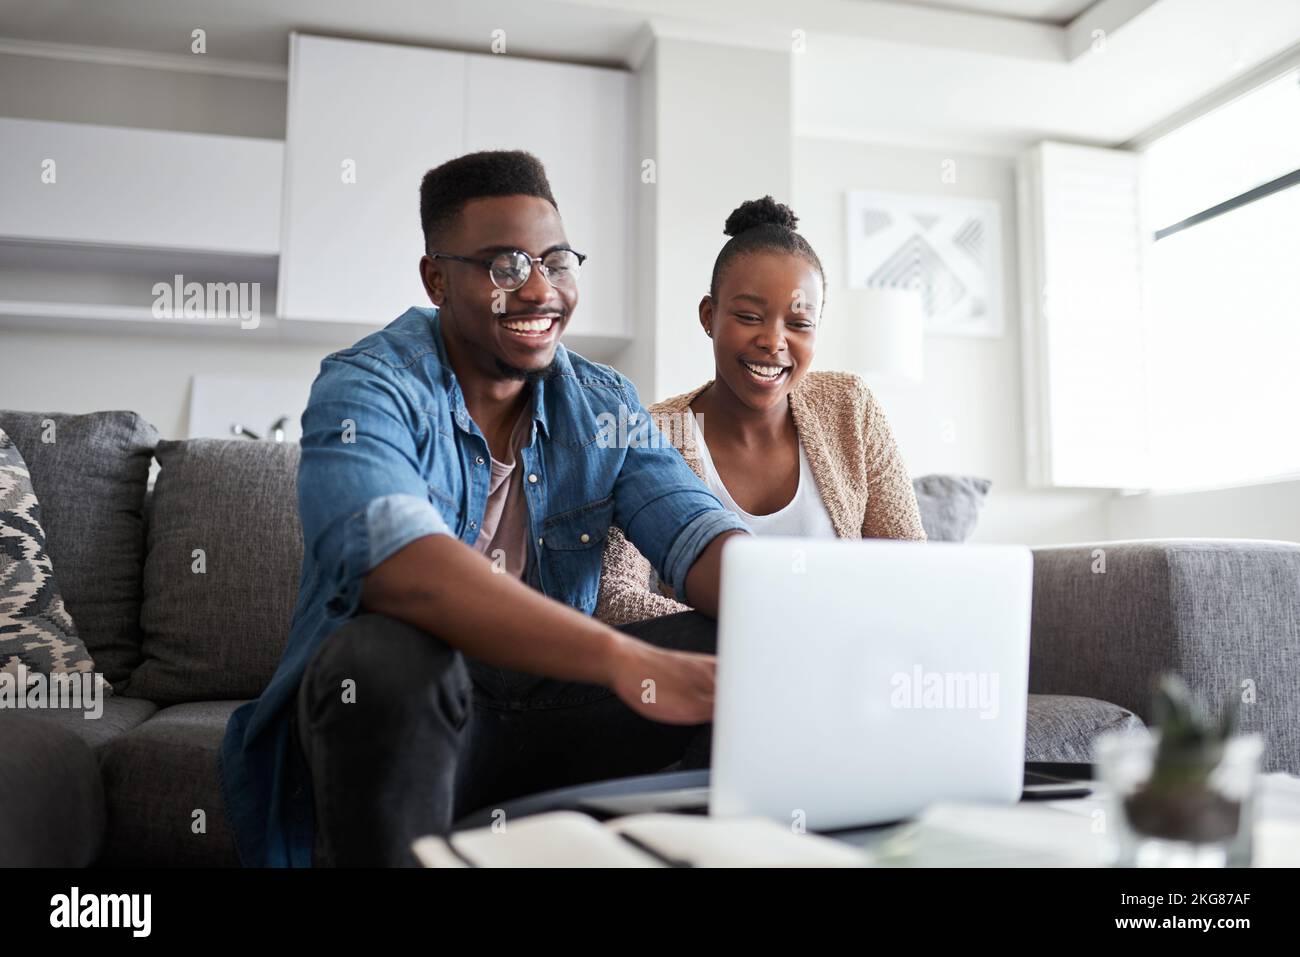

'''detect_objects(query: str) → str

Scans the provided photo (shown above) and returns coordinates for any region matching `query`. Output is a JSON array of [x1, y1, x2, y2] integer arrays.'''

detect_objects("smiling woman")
[[594, 196, 927, 626]]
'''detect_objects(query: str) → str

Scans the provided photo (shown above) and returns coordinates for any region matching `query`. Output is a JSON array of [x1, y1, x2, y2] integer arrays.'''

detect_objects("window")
[[1142, 69, 1300, 490], [1018, 70, 1300, 492]]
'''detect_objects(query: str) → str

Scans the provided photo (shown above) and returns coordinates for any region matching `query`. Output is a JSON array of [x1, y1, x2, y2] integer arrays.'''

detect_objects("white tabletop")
[[833, 773, 1300, 867]]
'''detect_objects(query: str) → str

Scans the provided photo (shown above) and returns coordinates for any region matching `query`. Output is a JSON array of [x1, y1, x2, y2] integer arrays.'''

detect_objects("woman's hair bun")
[[723, 195, 799, 237]]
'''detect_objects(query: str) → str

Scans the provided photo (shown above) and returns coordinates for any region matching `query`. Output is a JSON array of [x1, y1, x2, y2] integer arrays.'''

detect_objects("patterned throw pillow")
[[0, 426, 107, 689]]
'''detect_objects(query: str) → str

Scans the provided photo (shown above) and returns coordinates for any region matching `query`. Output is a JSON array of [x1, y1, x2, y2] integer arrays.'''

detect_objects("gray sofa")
[[1, 409, 1296, 868]]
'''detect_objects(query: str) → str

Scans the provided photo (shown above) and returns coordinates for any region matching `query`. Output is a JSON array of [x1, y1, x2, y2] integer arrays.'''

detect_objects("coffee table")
[[452, 765, 1300, 867]]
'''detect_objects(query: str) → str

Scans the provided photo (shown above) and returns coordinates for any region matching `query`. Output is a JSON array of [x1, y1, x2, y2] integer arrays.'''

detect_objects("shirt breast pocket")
[[538, 495, 614, 612]]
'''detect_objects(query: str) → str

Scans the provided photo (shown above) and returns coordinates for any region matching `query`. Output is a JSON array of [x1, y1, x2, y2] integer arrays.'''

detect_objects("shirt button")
[[469, 520, 477, 530], [580, 533, 590, 543], [475, 455, 485, 466], [537, 537, 544, 547], [527, 474, 538, 484]]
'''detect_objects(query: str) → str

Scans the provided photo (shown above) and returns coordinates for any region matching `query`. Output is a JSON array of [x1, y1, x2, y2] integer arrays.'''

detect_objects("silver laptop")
[[707, 536, 1033, 830], [584, 537, 1033, 829]]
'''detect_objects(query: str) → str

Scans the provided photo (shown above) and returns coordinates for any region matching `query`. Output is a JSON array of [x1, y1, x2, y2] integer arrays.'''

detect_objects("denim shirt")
[[218, 307, 747, 867]]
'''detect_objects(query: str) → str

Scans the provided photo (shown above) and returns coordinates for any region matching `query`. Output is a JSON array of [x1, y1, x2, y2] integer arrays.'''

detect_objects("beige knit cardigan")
[[594, 370, 927, 626]]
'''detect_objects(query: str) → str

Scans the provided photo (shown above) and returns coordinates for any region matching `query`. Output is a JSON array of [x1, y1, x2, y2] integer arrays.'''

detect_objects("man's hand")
[[605, 633, 715, 725]]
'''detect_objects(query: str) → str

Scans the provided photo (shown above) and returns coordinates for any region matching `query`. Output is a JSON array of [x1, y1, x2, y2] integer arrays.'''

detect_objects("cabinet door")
[[278, 34, 465, 324], [463, 54, 631, 340], [0, 117, 281, 254]]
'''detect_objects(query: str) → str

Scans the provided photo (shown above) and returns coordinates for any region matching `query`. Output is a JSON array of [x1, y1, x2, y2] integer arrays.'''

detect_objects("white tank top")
[[690, 412, 837, 538]]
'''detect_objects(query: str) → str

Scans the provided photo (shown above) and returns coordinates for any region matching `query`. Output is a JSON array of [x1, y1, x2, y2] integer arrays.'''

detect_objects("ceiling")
[[1, 0, 1297, 153], [0, 0, 1111, 66], [877, 0, 1097, 26], [796, 0, 1300, 151], [0, 0, 648, 68]]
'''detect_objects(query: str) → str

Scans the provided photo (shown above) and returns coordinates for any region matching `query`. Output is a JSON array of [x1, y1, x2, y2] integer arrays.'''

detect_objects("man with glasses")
[[218, 150, 749, 867]]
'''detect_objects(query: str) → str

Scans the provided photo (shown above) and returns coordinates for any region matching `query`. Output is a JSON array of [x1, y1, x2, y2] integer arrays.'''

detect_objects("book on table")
[[413, 811, 870, 868]]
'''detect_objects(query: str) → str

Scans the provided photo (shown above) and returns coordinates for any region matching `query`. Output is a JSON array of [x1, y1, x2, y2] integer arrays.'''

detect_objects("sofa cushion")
[[1025, 693, 1143, 762], [2, 694, 158, 752], [0, 410, 158, 687], [0, 713, 106, 866], [911, 474, 992, 542], [1, 426, 108, 690], [129, 439, 301, 704], [99, 699, 243, 866]]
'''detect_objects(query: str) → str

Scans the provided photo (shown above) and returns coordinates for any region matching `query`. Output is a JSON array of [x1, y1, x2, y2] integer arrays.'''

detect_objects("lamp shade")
[[834, 287, 924, 384]]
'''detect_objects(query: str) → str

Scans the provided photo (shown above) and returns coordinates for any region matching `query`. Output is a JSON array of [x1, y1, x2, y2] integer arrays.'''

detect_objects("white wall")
[[793, 136, 1113, 545], [614, 38, 658, 396], [616, 37, 793, 402], [1107, 479, 1300, 542], [0, 328, 332, 439]]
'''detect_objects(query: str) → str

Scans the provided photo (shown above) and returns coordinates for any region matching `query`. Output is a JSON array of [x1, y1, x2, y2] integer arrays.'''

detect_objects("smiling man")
[[217, 151, 749, 867]]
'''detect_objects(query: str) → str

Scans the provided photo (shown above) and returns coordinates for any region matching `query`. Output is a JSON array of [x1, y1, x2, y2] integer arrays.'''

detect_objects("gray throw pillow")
[[0, 427, 108, 691], [0, 411, 157, 687], [129, 439, 302, 704], [911, 474, 992, 542]]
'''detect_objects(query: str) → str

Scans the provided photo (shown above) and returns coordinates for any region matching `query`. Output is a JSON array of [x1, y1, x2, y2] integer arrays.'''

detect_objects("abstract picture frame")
[[846, 189, 1004, 338]]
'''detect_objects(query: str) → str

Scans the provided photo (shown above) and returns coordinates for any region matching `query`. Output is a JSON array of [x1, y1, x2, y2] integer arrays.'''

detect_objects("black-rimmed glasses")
[[430, 247, 586, 291]]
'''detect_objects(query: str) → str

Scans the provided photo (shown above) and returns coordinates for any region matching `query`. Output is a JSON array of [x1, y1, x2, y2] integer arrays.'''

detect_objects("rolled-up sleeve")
[[661, 509, 748, 598], [299, 354, 454, 622], [610, 379, 749, 599]]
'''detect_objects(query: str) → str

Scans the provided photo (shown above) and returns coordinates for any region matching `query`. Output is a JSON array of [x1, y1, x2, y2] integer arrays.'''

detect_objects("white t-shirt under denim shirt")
[[689, 412, 836, 538]]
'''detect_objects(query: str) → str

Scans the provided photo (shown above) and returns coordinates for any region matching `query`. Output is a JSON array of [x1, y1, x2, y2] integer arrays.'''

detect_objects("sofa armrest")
[[1029, 539, 1300, 774]]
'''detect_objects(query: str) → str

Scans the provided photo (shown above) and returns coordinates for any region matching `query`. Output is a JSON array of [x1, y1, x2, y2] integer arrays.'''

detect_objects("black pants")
[[293, 611, 715, 867]]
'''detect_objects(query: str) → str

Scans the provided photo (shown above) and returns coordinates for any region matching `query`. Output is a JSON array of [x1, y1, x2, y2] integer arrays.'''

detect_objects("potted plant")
[[1123, 676, 1243, 842], [1096, 674, 1264, 867]]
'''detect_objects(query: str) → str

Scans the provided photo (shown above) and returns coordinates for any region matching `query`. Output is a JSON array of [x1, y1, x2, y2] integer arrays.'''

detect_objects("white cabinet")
[[0, 117, 281, 254], [277, 34, 632, 342], [277, 34, 465, 325], [0, 117, 284, 337], [463, 55, 631, 339]]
